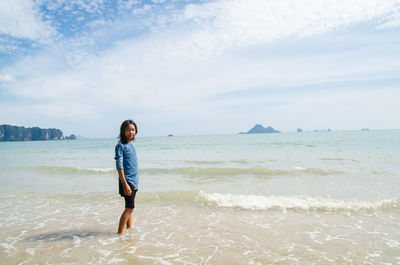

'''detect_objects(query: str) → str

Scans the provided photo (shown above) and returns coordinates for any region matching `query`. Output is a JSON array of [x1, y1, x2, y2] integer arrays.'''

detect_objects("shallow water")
[[1, 130, 399, 264]]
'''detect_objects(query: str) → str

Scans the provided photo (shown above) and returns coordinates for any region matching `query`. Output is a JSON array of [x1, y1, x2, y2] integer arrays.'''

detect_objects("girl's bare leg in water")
[[127, 212, 133, 229], [118, 208, 134, 234]]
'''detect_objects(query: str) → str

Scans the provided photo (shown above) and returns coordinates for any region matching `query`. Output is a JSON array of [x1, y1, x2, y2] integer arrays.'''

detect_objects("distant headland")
[[239, 124, 280, 134], [0, 125, 76, 142]]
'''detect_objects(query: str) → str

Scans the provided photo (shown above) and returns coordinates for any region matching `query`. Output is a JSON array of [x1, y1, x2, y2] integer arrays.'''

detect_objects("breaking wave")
[[199, 191, 399, 211], [137, 190, 399, 212], [22, 166, 114, 175], [5, 190, 398, 212]]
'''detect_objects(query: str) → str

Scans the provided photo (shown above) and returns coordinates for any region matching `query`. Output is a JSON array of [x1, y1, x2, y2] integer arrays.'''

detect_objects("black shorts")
[[119, 181, 138, 208]]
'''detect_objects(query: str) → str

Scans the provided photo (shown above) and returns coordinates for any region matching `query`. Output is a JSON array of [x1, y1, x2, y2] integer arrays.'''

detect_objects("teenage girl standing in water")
[[114, 120, 139, 234]]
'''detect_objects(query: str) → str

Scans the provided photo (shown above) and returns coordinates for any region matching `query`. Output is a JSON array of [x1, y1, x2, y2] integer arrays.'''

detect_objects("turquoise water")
[[1, 130, 399, 264]]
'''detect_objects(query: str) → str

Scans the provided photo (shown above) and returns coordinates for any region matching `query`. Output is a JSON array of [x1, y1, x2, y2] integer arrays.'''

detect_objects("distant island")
[[65, 134, 77, 140], [239, 124, 280, 134], [0, 124, 76, 142]]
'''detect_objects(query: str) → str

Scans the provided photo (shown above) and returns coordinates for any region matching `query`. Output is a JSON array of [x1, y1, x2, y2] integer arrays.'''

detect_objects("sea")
[[0, 130, 399, 264]]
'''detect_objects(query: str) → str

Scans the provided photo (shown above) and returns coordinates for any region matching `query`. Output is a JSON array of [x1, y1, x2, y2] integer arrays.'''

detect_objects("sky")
[[0, 0, 400, 137]]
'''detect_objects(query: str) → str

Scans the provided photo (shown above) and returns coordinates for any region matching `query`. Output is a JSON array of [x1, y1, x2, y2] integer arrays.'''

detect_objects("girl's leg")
[[118, 208, 134, 234], [126, 209, 134, 229]]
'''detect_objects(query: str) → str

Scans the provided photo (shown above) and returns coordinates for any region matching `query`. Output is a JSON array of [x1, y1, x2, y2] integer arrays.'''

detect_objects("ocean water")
[[0, 130, 399, 264]]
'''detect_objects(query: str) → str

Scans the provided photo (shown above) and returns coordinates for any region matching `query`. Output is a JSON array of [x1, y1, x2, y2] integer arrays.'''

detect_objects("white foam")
[[98, 249, 112, 257], [99, 237, 118, 245], [136, 256, 172, 265], [126, 246, 137, 254], [199, 191, 399, 211], [60, 248, 72, 257], [34, 222, 45, 229], [84, 167, 114, 173], [0, 242, 16, 254], [73, 236, 81, 248], [107, 258, 125, 264], [386, 239, 400, 248], [25, 248, 35, 255], [368, 251, 383, 257]]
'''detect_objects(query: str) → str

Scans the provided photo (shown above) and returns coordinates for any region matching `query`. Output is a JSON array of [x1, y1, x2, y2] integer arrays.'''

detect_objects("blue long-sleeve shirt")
[[114, 142, 138, 190]]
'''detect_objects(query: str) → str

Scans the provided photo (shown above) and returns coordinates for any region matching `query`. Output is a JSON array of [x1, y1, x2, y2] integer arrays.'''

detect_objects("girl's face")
[[125, 124, 136, 142]]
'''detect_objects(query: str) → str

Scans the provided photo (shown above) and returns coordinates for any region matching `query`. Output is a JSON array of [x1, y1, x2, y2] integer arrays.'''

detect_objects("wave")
[[183, 159, 270, 165], [11, 165, 391, 178], [140, 166, 347, 177], [231, 159, 253, 164], [139, 191, 399, 212], [13, 165, 347, 177], [23, 166, 115, 175], [181, 159, 255, 165], [4, 190, 398, 212], [199, 191, 399, 211], [320, 158, 359, 162], [139, 190, 201, 202], [184, 160, 225, 165]]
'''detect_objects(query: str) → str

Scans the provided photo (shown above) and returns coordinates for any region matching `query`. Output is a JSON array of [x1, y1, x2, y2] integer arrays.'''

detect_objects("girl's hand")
[[123, 183, 132, 196]]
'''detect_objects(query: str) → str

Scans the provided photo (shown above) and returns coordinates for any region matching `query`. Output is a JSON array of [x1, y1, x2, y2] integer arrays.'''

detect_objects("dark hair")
[[118, 120, 138, 144]]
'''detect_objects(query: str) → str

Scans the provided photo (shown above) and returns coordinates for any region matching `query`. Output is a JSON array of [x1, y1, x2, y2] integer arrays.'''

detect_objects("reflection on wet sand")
[[27, 230, 116, 241]]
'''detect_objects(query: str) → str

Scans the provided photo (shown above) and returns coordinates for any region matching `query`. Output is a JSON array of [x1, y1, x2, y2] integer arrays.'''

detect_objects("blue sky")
[[1, 0, 400, 137]]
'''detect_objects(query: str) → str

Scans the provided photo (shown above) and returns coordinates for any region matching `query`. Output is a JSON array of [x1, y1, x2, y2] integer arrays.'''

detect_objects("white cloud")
[[0, 0, 56, 42], [132, 4, 153, 15], [117, 0, 141, 11], [38, 0, 108, 14], [0, 73, 14, 82], [378, 10, 400, 28], [179, 0, 400, 53]]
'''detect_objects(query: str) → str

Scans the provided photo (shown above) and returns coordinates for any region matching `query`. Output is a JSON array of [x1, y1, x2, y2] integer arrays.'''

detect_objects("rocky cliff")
[[0, 125, 64, 141]]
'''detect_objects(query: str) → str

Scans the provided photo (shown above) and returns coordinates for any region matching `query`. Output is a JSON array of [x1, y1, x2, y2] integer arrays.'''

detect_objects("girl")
[[114, 120, 139, 234]]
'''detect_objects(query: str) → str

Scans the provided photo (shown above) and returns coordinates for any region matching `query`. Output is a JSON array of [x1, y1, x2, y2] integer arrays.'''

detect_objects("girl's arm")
[[117, 169, 132, 196], [115, 144, 131, 196]]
